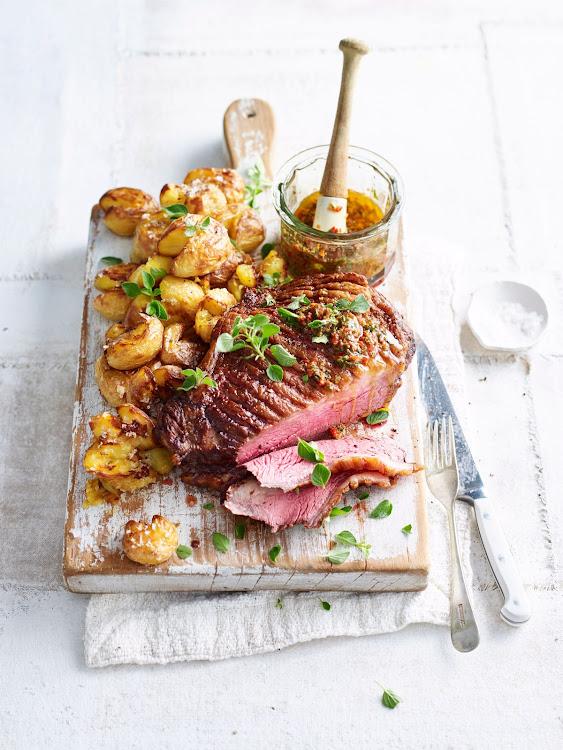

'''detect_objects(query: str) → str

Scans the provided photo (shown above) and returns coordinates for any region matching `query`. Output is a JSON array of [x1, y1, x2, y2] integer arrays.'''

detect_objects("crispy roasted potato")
[[94, 263, 138, 291], [146, 447, 174, 475], [95, 354, 133, 406], [84, 404, 162, 491], [161, 324, 207, 368], [152, 364, 185, 395], [184, 168, 245, 204], [123, 515, 178, 565], [235, 263, 257, 288], [99, 188, 158, 236], [123, 293, 151, 327], [160, 182, 227, 216], [194, 308, 220, 343], [83, 478, 120, 509], [227, 274, 244, 302], [158, 215, 232, 278], [127, 255, 173, 286], [105, 314, 164, 370], [259, 248, 288, 279], [214, 203, 265, 253], [126, 365, 157, 409], [131, 210, 172, 263], [200, 287, 237, 317], [93, 289, 131, 321], [159, 275, 205, 322]]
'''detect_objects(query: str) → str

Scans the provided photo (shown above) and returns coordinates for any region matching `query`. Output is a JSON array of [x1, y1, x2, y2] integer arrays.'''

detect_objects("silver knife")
[[416, 336, 531, 626]]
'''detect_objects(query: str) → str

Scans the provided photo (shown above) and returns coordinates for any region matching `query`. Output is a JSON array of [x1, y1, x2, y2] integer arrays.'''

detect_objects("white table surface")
[[1, 1, 562, 747]]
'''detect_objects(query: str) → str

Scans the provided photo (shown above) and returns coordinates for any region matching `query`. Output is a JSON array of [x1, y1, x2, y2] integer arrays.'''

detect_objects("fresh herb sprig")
[[329, 505, 352, 518], [100, 256, 123, 266], [216, 314, 296, 382], [334, 293, 370, 313], [334, 530, 371, 559], [184, 215, 211, 237], [122, 268, 168, 320], [262, 271, 292, 288], [245, 160, 272, 209], [177, 367, 217, 392]]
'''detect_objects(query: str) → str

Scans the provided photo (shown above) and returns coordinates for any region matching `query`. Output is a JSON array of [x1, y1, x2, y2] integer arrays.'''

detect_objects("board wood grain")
[[64, 208, 429, 593]]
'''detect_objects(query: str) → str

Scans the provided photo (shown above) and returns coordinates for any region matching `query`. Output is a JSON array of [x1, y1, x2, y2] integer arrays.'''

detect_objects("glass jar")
[[273, 145, 404, 286]]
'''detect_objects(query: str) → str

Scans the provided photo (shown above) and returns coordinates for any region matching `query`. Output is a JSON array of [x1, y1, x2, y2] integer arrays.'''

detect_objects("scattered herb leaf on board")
[[326, 548, 350, 564], [370, 499, 393, 519], [100, 256, 123, 266], [402, 524, 413, 535], [319, 598, 331, 611], [329, 505, 352, 518], [202, 503, 214, 510], [358, 490, 369, 501], [275, 598, 283, 609], [212, 533, 230, 553], [235, 523, 246, 540], [269, 545, 281, 563], [176, 545, 192, 560]]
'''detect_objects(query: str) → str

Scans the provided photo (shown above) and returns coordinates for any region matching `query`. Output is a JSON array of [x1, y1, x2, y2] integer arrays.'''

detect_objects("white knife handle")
[[473, 496, 531, 626]]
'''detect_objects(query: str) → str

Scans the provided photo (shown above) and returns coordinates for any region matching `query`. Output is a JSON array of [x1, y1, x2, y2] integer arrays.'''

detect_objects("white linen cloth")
[[85, 256, 472, 667]]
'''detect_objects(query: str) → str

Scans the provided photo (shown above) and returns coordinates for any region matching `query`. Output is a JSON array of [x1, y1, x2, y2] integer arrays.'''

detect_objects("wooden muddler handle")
[[319, 38, 370, 198]]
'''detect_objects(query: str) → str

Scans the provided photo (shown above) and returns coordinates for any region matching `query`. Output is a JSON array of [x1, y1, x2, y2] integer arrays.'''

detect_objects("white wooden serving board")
[[64, 208, 429, 593]]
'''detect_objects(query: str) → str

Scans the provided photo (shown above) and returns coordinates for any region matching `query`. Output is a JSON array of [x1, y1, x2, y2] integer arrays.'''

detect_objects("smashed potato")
[[123, 515, 178, 565], [105, 314, 164, 370], [93, 289, 131, 321], [161, 324, 207, 368], [95, 355, 133, 406], [126, 363, 184, 409], [99, 188, 158, 236], [127, 255, 173, 286], [84, 405, 163, 491], [84, 478, 120, 509], [94, 263, 138, 291], [200, 287, 237, 317], [184, 168, 245, 204], [159, 275, 204, 322], [131, 210, 171, 263], [214, 203, 265, 253], [158, 215, 232, 279], [235, 263, 257, 288], [160, 182, 227, 216], [194, 308, 220, 343]]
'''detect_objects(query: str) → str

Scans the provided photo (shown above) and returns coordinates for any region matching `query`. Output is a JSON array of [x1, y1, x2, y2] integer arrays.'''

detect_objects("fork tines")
[[426, 415, 455, 472]]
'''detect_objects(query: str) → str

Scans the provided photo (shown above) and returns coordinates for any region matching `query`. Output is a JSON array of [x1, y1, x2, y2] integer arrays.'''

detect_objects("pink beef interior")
[[244, 435, 418, 492], [236, 368, 389, 464], [225, 470, 391, 533]]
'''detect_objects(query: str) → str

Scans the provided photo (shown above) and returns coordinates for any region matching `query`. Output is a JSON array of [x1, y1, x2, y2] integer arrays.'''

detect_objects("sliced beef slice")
[[225, 471, 392, 532], [244, 435, 421, 492]]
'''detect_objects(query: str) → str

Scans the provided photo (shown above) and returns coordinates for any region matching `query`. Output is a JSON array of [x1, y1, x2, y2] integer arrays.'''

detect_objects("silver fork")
[[426, 416, 480, 652]]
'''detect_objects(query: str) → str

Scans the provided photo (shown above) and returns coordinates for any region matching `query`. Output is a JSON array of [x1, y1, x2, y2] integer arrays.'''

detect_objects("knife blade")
[[415, 335, 531, 626]]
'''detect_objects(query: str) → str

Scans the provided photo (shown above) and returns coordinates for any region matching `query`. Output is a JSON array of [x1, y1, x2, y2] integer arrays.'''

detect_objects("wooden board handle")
[[320, 38, 370, 198], [223, 99, 276, 178]]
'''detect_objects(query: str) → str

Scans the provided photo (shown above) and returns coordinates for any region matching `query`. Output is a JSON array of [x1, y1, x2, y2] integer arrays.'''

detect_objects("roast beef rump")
[[157, 272, 415, 490], [225, 471, 393, 533]]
